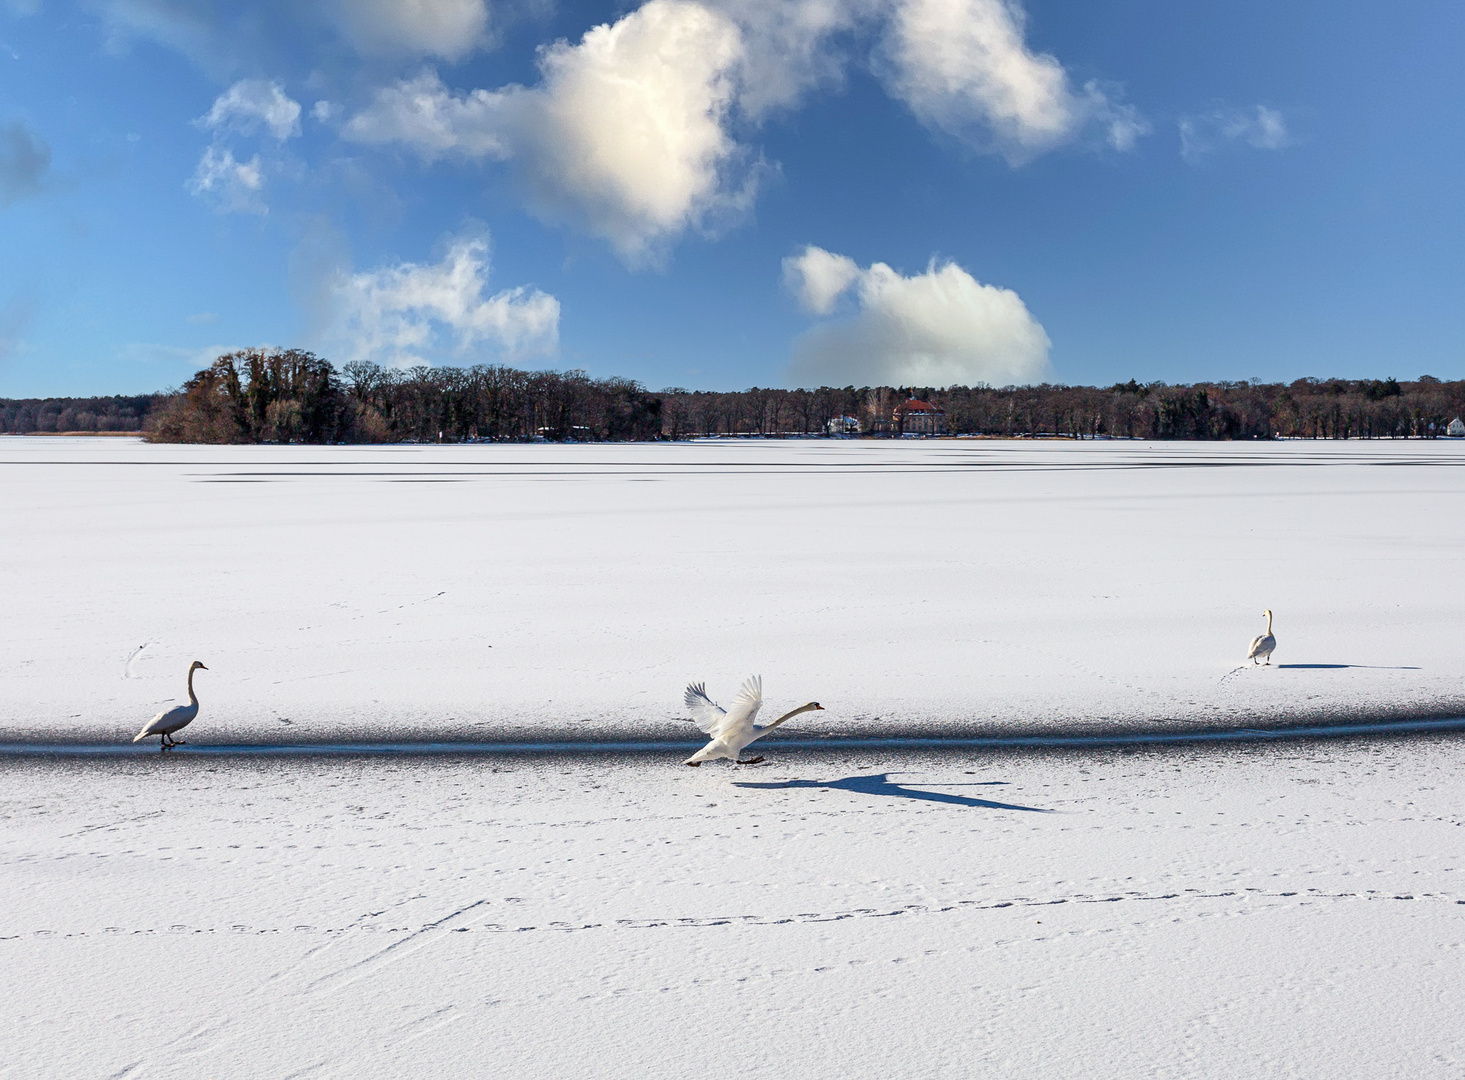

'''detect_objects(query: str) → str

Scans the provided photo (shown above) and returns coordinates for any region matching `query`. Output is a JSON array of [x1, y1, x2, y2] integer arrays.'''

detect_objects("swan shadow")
[[733, 772, 1051, 812], [1276, 664, 1422, 670]]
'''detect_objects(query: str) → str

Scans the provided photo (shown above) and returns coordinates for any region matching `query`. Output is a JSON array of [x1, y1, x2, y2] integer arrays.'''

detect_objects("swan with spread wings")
[[683, 676, 823, 766]]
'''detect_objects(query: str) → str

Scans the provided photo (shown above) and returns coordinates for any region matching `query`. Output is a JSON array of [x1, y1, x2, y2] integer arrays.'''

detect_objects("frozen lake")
[[2, 437, 1463, 743], [3, 437, 1463, 1076]]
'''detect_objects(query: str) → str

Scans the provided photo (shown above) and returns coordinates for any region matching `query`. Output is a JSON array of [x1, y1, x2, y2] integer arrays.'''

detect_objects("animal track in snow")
[[9, 886, 1454, 942]]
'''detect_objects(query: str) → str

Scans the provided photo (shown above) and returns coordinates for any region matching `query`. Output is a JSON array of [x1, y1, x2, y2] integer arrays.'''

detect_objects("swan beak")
[[814, 704, 824, 710], [199, 664, 209, 670]]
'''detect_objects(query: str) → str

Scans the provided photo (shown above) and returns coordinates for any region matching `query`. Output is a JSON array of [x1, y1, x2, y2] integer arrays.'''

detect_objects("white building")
[[1447, 417, 1465, 437], [826, 415, 861, 435]]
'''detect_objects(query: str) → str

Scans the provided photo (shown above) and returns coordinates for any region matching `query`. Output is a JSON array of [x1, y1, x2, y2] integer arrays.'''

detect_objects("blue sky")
[[1, 0, 1461, 396]]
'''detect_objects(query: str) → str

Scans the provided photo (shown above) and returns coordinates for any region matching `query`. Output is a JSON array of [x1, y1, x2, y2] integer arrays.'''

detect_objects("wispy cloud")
[[1179, 105, 1289, 164], [197, 79, 302, 141], [186, 146, 266, 214], [323, 231, 559, 367], [186, 80, 302, 214], [328, 0, 490, 61], [784, 244, 1051, 388], [88, 0, 492, 76]]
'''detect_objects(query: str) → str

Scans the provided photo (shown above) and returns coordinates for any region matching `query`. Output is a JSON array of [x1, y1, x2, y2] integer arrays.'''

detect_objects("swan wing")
[[134, 703, 173, 738], [1247, 633, 1275, 658], [684, 683, 726, 735], [135, 703, 196, 740], [134, 708, 169, 741], [714, 675, 763, 739]]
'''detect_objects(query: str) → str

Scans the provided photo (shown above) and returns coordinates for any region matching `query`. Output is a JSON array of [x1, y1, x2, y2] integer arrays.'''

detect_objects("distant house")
[[826, 415, 861, 435], [893, 397, 945, 435], [1448, 417, 1465, 438]]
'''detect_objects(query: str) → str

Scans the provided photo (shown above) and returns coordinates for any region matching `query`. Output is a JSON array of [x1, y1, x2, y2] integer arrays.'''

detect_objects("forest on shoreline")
[[2, 349, 1463, 442]]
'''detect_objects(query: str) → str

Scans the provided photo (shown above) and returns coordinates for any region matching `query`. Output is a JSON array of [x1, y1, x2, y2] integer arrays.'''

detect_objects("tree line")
[[3, 350, 1462, 442], [141, 349, 665, 443], [0, 394, 163, 434], [663, 376, 1465, 440]]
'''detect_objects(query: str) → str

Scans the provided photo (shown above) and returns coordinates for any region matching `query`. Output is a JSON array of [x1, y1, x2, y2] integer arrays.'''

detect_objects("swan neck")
[[1266, 611, 1273, 635], [768, 703, 816, 729], [186, 666, 198, 706]]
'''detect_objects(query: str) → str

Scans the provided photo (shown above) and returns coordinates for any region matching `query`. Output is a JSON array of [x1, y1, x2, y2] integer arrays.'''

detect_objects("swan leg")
[[735, 756, 765, 765], [685, 761, 701, 767]]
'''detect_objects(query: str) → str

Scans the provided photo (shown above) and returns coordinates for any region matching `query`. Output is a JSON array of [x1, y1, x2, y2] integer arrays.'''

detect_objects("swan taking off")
[[1248, 610, 1277, 665], [683, 676, 822, 766], [133, 661, 207, 750]]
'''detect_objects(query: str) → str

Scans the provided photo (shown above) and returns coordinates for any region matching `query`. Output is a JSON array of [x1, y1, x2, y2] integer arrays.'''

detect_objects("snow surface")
[[1, 437, 1462, 741], [3, 437, 1465, 1077], [4, 741, 1465, 1077]]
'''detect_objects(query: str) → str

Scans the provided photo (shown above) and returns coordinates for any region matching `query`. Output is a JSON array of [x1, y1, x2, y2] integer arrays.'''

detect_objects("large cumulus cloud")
[[345, 0, 1144, 262], [346, 0, 754, 265], [784, 245, 1051, 388]]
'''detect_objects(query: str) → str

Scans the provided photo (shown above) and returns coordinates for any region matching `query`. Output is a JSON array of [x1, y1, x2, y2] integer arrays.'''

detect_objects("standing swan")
[[1248, 610, 1277, 665], [133, 661, 208, 750], [683, 676, 823, 766]]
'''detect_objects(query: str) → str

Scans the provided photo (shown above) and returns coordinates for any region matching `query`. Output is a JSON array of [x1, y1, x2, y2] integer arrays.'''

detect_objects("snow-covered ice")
[[2, 437, 1463, 741], [5, 742, 1465, 1077], [3, 436, 1464, 1077]]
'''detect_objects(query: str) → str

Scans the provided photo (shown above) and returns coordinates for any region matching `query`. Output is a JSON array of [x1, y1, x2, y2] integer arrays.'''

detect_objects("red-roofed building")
[[892, 397, 945, 435]]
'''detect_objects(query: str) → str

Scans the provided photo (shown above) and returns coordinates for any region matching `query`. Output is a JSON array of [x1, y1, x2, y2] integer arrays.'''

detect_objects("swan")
[[1248, 610, 1277, 665], [683, 676, 823, 766], [133, 661, 207, 750]]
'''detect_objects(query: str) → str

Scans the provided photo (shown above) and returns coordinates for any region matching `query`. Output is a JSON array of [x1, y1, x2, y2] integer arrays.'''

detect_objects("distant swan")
[[1248, 610, 1277, 665], [683, 676, 823, 766], [133, 661, 207, 750]]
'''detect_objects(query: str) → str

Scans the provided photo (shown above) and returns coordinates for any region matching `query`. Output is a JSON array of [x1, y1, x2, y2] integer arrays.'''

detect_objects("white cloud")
[[91, 0, 255, 78], [326, 234, 559, 367], [877, 0, 1145, 162], [311, 100, 341, 124], [343, 70, 510, 160], [327, 0, 489, 61], [341, 0, 1140, 260], [198, 79, 302, 140], [784, 245, 1051, 388], [186, 146, 266, 214], [1240, 105, 1289, 149], [783, 245, 860, 315], [345, 0, 758, 265], [1179, 105, 1289, 163], [710, 0, 875, 118]]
